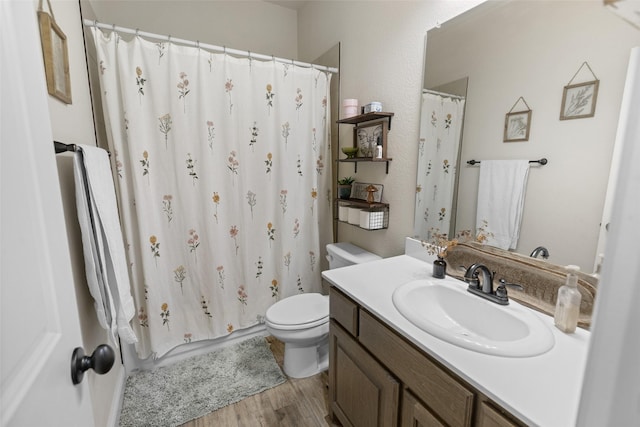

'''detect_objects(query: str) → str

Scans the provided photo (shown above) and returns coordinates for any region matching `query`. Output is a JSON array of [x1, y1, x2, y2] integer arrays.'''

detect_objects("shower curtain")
[[413, 92, 465, 240], [92, 29, 332, 359]]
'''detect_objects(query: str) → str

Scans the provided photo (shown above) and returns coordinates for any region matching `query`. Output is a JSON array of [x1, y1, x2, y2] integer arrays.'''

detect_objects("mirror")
[[414, 0, 640, 271]]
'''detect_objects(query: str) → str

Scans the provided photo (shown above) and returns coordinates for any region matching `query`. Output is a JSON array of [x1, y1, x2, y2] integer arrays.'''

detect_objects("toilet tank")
[[326, 242, 382, 269]]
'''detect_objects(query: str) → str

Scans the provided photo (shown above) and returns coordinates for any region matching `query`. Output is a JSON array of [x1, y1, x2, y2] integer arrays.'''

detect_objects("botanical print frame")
[[503, 110, 532, 142], [560, 80, 599, 120], [38, 11, 72, 104], [353, 120, 387, 158]]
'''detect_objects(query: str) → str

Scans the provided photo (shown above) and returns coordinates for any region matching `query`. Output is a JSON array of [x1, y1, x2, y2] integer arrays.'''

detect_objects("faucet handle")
[[496, 279, 524, 300], [498, 278, 524, 290]]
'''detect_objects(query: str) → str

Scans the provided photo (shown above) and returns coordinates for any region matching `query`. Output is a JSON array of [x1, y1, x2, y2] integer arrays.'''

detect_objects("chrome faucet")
[[464, 264, 523, 305], [530, 246, 549, 259]]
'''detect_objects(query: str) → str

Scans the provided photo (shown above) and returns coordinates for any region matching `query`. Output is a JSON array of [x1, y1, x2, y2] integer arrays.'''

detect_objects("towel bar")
[[467, 158, 547, 166]]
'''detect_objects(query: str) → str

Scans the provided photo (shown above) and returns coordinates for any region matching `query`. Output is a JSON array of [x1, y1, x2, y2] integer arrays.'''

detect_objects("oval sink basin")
[[392, 280, 554, 357]]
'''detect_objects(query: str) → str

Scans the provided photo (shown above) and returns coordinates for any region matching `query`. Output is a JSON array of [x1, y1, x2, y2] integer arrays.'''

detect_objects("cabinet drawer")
[[359, 310, 474, 427], [330, 287, 358, 336]]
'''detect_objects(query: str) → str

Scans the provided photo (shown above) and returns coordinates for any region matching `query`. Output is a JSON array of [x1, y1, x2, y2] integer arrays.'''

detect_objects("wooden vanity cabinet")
[[329, 287, 526, 427], [329, 286, 400, 426]]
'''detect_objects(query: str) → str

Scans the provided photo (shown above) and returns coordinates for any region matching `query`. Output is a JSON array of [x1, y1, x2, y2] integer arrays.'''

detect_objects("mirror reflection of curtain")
[[413, 92, 465, 240]]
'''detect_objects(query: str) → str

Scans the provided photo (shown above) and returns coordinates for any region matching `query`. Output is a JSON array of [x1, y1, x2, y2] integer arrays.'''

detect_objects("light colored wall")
[[297, 0, 484, 258], [84, 0, 298, 59], [424, 0, 640, 271]]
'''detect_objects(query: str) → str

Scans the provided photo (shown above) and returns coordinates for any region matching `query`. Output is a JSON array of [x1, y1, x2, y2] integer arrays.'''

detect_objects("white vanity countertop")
[[322, 254, 590, 427]]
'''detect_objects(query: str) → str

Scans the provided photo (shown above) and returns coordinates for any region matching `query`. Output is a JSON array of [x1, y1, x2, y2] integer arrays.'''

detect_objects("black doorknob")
[[71, 344, 115, 385]]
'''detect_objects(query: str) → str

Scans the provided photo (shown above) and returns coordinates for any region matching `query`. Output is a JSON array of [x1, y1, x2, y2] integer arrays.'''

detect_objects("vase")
[[432, 256, 447, 279]]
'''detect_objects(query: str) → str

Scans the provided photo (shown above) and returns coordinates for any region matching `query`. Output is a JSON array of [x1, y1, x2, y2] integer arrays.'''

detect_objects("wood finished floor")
[[181, 336, 339, 427]]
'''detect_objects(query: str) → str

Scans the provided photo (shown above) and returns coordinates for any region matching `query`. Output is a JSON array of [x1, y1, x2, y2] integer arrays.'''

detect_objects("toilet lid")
[[266, 293, 329, 327]]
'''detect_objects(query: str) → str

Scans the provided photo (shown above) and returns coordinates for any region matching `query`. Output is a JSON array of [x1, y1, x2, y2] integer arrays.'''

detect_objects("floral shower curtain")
[[93, 29, 332, 359], [413, 92, 465, 240]]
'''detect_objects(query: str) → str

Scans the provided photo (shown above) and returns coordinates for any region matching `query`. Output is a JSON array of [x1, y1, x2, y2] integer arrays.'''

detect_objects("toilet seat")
[[265, 293, 329, 331]]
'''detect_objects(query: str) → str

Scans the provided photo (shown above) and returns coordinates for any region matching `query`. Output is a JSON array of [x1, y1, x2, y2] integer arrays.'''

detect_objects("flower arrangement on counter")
[[422, 220, 492, 259]]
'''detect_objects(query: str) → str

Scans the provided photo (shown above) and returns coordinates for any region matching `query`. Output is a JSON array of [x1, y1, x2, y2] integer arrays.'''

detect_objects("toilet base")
[[283, 340, 329, 378]]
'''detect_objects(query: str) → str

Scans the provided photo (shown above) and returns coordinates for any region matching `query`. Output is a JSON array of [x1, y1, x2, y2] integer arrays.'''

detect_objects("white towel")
[[476, 160, 530, 250], [74, 145, 138, 345]]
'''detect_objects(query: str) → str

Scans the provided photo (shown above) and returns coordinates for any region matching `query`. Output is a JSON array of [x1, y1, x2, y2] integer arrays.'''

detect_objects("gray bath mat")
[[119, 336, 286, 426]]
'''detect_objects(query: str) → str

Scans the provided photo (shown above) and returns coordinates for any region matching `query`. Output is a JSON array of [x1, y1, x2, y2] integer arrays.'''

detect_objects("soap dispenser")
[[375, 136, 383, 159], [554, 265, 582, 333]]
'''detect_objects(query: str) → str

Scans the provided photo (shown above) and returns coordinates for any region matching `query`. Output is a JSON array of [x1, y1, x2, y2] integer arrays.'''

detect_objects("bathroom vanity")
[[321, 239, 590, 427]]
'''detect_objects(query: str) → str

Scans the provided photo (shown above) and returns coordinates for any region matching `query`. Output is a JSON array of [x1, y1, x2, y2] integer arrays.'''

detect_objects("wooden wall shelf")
[[336, 112, 395, 130], [335, 111, 394, 232], [337, 157, 392, 174]]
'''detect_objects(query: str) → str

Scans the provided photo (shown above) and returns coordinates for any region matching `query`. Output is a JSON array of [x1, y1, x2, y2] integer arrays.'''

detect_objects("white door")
[[0, 1, 94, 426]]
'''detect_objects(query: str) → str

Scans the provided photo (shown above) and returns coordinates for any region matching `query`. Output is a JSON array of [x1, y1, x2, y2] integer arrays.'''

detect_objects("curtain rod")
[[466, 158, 548, 166], [423, 89, 466, 100], [83, 19, 339, 74]]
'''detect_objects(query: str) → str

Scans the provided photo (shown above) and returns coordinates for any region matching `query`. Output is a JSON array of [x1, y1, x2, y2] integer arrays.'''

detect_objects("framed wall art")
[[38, 9, 72, 104], [504, 110, 532, 142], [560, 80, 599, 120], [353, 120, 387, 158], [503, 97, 532, 142], [560, 61, 599, 120]]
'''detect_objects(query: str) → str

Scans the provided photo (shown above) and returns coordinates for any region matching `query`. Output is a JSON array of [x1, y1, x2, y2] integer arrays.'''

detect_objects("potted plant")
[[337, 176, 355, 199]]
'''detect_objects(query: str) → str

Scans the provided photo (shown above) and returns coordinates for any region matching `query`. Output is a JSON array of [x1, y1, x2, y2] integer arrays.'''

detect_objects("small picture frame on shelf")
[[503, 110, 532, 142], [560, 80, 599, 120], [354, 120, 387, 157], [350, 182, 383, 203]]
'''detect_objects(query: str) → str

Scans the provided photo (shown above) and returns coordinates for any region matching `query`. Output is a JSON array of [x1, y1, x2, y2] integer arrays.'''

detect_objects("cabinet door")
[[401, 390, 446, 427], [359, 310, 474, 427], [329, 320, 400, 426], [477, 401, 521, 427]]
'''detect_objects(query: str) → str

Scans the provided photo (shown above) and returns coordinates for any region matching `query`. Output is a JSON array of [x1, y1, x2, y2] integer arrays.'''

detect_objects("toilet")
[[265, 242, 381, 378]]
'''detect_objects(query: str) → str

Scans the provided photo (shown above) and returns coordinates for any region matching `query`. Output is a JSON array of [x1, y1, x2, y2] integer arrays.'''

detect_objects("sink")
[[392, 280, 555, 357]]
